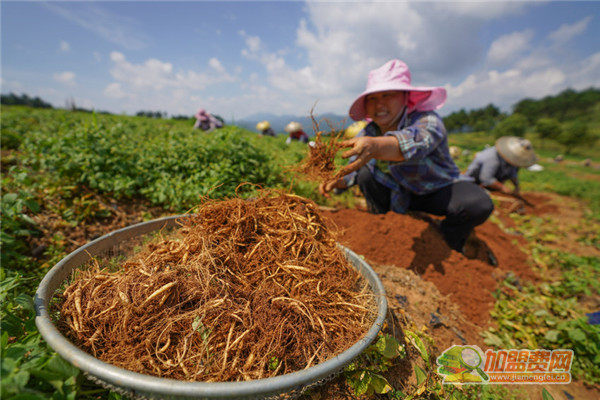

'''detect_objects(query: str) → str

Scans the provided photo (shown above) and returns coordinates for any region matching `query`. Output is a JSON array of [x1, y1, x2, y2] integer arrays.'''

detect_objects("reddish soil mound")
[[320, 194, 541, 328]]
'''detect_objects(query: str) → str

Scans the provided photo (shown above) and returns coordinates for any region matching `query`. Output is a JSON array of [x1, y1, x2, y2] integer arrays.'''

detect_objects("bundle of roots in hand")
[[55, 190, 376, 382], [298, 129, 346, 182]]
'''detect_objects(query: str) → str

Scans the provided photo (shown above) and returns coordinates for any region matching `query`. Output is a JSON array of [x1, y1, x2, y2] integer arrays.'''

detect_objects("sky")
[[2, 0, 599, 121]]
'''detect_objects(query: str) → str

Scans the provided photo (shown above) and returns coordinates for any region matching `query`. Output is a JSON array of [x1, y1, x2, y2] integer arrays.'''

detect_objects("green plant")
[[344, 333, 405, 396], [0, 178, 40, 270], [491, 114, 528, 138], [483, 272, 600, 385], [1, 274, 81, 399]]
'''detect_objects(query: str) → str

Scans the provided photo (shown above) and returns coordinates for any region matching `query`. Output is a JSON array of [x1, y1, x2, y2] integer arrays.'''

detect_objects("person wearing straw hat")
[[285, 121, 309, 145], [463, 136, 537, 195], [345, 120, 368, 139], [194, 108, 224, 132], [319, 59, 493, 252], [256, 120, 276, 137]]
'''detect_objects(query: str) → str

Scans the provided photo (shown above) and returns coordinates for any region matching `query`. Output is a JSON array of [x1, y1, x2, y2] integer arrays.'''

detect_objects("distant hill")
[[236, 112, 351, 136]]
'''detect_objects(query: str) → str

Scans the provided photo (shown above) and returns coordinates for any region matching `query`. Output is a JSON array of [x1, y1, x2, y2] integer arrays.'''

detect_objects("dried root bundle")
[[55, 190, 377, 382], [297, 129, 346, 182]]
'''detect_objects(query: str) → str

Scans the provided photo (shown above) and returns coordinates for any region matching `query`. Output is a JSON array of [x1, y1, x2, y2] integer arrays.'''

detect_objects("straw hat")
[[345, 120, 368, 138], [496, 136, 537, 168], [449, 146, 461, 159], [285, 121, 303, 133], [349, 59, 447, 121], [256, 121, 270, 131]]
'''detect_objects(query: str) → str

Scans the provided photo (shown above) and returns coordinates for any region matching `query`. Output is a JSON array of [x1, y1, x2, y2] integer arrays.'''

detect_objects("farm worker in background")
[[463, 136, 537, 195], [194, 108, 223, 132], [285, 121, 309, 145], [449, 146, 461, 160], [319, 59, 493, 252], [345, 120, 368, 138], [256, 121, 276, 137]]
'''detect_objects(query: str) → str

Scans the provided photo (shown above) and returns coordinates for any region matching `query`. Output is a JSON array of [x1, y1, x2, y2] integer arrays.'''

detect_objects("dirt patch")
[[312, 190, 600, 399], [490, 191, 600, 258], [319, 206, 535, 329]]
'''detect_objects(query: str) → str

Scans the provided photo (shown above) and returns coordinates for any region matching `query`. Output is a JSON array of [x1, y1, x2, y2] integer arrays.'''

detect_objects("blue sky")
[[2, 1, 599, 121]]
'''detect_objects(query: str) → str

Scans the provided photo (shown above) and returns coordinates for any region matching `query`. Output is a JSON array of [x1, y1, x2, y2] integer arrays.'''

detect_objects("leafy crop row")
[[0, 106, 305, 399], [4, 107, 282, 212]]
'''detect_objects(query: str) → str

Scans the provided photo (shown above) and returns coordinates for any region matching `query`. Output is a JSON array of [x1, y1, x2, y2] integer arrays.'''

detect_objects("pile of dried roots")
[[55, 191, 377, 382]]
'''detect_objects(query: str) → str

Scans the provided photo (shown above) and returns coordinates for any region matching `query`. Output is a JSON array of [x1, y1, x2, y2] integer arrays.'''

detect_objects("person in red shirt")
[[285, 121, 309, 144]]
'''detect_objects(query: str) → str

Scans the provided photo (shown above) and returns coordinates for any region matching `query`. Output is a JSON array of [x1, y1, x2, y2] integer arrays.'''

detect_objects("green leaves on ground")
[[484, 256, 600, 385], [344, 333, 405, 396]]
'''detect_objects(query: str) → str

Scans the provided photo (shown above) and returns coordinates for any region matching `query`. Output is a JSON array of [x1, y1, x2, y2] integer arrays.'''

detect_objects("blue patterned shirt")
[[343, 109, 460, 213]]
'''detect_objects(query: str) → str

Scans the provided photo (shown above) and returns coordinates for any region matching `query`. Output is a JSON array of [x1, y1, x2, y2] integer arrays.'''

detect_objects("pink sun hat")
[[349, 59, 447, 121], [195, 108, 209, 121]]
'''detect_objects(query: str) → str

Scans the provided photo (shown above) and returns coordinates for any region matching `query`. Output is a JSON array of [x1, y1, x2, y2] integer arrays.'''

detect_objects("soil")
[[308, 190, 600, 399]]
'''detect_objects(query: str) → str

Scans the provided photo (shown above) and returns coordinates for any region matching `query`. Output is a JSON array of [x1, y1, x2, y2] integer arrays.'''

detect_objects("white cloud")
[[440, 1, 533, 19], [208, 58, 225, 74], [53, 71, 76, 86], [549, 15, 593, 45], [238, 1, 505, 116], [567, 52, 600, 91], [104, 82, 125, 98], [102, 52, 237, 114], [59, 40, 70, 52], [446, 66, 566, 113], [487, 30, 534, 66], [244, 35, 262, 53], [109, 51, 236, 91]]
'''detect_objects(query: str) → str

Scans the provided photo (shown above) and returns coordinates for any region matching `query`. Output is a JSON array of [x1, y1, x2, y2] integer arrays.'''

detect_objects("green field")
[[1, 105, 599, 399]]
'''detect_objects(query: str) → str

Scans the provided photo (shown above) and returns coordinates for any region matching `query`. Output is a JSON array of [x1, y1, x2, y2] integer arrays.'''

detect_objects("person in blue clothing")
[[463, 136, 537, 195], [319, 59, 493, 252]]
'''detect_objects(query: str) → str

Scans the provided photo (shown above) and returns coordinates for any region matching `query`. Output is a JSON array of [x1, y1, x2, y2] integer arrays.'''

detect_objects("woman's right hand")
[[319, 178, 347, 198]]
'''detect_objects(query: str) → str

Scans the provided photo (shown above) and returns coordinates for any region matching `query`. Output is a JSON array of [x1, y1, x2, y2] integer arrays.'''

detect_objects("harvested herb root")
[[297, 129, 345, 182], [55, 190, 377, 382]]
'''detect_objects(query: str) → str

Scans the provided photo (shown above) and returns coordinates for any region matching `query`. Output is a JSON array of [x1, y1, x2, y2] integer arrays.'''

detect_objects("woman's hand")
[[319, 135, 404, 197], [318, 178, 347, 198], [338, 135, 404, 177]]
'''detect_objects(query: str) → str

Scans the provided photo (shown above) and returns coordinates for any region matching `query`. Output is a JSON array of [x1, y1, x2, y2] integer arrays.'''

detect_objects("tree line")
[[3, 87, 598, 153], [1, 93, 53, 109], [443, 87, 599, 154]]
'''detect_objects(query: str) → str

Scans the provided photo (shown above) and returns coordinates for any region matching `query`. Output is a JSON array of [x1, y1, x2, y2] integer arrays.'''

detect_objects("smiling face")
[[365, 90, 408, 132]]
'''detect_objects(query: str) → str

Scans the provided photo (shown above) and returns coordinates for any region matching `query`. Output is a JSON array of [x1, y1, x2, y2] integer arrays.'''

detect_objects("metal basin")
[[35, 215, 387, 400]]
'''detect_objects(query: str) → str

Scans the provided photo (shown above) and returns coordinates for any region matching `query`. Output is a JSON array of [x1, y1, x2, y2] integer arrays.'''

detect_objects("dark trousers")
[[357, 166, 494, 251]]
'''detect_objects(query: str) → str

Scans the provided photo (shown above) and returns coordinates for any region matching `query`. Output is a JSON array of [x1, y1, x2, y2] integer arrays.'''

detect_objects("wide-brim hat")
[[195, 108, 208, 121], [496, 136, 537, 168], [285, 121, 303, 133], [349, 59, 447, 121], [256, 121, 270, 131], [345, 120, 368, 138]]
